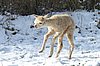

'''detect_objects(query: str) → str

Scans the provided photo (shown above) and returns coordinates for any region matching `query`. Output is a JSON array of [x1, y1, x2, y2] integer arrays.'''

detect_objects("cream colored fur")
[[33, 14, 75, 59]]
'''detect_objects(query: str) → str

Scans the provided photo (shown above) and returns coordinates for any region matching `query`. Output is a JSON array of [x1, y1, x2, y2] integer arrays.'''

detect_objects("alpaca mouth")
[[30, 25, 34, 28]]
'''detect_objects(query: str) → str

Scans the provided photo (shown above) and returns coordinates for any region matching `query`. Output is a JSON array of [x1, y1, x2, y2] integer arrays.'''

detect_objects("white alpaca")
[[31, 14, 75, 59]]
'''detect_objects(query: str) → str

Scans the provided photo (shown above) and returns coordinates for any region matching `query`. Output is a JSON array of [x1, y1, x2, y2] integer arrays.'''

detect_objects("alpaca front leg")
[[55, 36, 63, 58], [49, 32, 60, 57], [39, 30, 54, 53]]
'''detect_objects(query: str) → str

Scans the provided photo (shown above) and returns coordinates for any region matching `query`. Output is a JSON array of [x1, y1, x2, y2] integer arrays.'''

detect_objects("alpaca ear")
[[44, 14, 49, 18], [44, 13, 52, 18], [32, 14, 38, 18]]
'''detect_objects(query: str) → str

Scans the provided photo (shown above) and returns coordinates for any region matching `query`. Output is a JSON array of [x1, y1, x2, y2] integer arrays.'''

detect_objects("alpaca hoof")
[[39, 50, 43, 53], [48, 55, 52, 57]]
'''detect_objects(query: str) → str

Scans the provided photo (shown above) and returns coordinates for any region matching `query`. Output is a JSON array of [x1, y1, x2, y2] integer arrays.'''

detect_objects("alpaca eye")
[[39, 23, 42, 24]]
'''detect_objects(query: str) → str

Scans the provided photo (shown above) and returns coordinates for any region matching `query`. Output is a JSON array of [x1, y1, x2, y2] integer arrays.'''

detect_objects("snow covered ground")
[[0, 11, 100, 66]]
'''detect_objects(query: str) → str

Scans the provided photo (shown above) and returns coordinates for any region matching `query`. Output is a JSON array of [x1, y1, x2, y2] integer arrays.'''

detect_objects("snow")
[[0, 11, 100, 66]]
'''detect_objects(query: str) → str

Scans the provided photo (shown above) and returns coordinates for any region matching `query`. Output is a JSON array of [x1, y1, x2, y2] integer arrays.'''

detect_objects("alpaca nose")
[[30, 25, 34, 28], [30, 25, 37, 28]]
